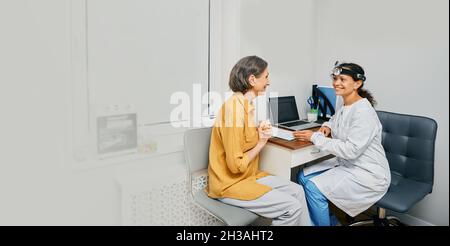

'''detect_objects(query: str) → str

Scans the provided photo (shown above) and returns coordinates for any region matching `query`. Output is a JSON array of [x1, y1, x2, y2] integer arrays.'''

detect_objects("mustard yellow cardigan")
[[207, 93, 271, 200]]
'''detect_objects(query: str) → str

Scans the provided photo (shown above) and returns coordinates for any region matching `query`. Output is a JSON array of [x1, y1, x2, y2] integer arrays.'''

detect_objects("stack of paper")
[[272, 127, 294, 141]]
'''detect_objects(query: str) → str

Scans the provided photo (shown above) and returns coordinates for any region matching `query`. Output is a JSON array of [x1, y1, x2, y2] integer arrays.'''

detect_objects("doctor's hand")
[[318, 126, 331, 137], [293, 130, 314, 142]]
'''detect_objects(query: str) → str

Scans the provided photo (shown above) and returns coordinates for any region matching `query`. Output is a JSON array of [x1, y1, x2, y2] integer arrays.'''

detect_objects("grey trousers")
[[219, 175, 311, 226]]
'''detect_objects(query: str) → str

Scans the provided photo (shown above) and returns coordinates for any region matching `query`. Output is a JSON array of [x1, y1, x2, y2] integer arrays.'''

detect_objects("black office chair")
[[350, 111, 438, 226]]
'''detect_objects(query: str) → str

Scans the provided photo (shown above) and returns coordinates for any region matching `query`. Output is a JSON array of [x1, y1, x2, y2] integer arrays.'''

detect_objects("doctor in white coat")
[[293, 62, 391, 226]]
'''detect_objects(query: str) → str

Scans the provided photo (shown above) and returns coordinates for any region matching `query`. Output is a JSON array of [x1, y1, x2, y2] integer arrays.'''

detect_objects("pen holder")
[[307, 109, 318, 122]]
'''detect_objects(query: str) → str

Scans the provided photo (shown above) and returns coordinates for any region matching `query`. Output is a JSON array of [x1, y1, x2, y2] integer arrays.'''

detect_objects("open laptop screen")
[[269, 96, 300, 124]]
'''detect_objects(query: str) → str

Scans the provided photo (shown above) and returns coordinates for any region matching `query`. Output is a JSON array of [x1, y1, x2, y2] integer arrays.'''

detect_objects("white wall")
[[315, 0, 449, 225], [209, 0, 241, 115], [0, 0, 191, 226], [238, 0, 317, 120], [0, 0, 136, 225], [1, 0, 447, 226]]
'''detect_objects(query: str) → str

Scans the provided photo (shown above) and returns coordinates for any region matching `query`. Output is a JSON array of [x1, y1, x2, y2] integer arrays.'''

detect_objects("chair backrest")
[[376, 111, 437, 188], [184, 127, 212, 175]]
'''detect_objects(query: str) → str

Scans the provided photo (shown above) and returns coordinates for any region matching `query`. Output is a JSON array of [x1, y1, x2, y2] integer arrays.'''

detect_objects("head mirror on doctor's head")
[[332, 67, 342, 76], [331, 61, 366, 82]]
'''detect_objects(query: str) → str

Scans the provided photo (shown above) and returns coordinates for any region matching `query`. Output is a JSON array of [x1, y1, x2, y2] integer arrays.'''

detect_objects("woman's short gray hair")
[[228, 56, 268, 93]]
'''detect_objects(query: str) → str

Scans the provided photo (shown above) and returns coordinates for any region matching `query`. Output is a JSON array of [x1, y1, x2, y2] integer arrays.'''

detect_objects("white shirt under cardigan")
[[304, 98, 391, 217]]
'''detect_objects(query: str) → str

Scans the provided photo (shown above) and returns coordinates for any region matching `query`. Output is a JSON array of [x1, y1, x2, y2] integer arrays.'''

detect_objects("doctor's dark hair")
[[339, 62, 377, 107], [229, 56, 268, 94]]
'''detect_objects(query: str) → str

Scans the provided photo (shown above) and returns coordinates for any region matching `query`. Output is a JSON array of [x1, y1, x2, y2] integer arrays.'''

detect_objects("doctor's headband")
[[332, 61, 366, 81]]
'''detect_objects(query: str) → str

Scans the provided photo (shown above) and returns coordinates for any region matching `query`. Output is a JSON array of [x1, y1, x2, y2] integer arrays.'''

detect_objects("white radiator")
[[119, 168, 223, 226]]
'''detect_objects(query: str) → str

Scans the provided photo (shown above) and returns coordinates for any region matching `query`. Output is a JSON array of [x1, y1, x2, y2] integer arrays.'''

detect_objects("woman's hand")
[[318, 126, 331, 137], [293, 130, 314, 142], [258, 120, 272, 144]]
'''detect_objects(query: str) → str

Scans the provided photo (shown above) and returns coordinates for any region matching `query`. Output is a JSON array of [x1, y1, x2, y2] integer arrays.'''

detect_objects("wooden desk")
[[259, 129, 333, 181]]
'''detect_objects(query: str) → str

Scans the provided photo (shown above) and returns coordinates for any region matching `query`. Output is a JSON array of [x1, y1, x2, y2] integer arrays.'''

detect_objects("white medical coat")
[[305, 98, 391, 217]]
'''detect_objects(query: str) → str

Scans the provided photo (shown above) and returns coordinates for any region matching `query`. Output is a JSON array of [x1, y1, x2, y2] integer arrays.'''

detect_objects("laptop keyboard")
[[282, 120, 309, 127]]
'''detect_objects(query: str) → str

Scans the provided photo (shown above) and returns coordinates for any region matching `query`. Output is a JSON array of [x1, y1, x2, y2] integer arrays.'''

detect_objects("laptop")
[[269, 96, 321, 131]]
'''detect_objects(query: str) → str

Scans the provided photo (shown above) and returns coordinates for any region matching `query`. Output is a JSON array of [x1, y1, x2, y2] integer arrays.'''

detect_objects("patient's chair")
[[184, 127, 259, 226], [351, 111, 438, 226]]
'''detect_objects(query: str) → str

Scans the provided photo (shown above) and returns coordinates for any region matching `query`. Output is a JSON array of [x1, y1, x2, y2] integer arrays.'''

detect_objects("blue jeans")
[[297, 169, 339, 226]]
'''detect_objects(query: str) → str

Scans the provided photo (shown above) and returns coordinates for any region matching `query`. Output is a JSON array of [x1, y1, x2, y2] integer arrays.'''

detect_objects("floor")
[[330, 204, 405, 226], [252, 204, 404, 226]]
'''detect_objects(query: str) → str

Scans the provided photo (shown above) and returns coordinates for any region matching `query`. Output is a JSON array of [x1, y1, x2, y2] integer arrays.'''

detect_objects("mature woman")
[[294, 62, 391, 226], [207, 56, 311, 226]]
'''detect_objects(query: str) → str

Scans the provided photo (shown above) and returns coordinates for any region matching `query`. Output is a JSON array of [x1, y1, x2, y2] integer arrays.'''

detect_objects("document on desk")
[[303, 157, 337, 176], [272, 127, 295, 141]]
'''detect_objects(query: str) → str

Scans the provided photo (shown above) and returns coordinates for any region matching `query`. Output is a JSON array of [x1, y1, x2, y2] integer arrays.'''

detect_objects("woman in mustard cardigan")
[[207, 56, 311, 226]]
